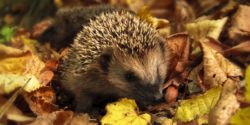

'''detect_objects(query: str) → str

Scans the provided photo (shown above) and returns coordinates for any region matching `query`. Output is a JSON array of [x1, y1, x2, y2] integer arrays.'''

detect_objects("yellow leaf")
[[197, 116, 208, 125], [186, 17, 228, 41], [0, 74, 41, 94], [246, 65, 250, 102], [20, 35, 39, 54], [230, 107, 250, 125], [101, 98, 151, 125], [0, 55, 31, 74], [175, 87, 221, 122]]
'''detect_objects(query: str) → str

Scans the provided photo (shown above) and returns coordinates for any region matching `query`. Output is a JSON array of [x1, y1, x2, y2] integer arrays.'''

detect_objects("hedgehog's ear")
[[99, 47, 113, 72]]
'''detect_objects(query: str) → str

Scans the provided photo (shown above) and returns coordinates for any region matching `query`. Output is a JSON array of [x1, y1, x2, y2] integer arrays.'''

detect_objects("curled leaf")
[[209, 79, 239, 125], [201, 41, 243, 86]]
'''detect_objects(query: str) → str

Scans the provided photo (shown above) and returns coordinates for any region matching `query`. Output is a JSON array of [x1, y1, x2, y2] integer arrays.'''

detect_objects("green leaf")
[[0, 25, 16, 43]]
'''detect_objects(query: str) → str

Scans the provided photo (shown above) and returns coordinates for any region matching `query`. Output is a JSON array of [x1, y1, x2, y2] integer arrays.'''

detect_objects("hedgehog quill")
[[49, 6, 170, 112]]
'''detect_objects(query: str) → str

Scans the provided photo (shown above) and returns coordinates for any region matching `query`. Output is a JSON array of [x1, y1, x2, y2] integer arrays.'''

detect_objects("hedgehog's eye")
[[124, 71, 138, 82]]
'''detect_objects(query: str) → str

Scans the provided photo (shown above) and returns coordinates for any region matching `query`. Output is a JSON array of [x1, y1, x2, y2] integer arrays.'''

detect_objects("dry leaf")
[[174, 0, 196, 32], [166, 33, 190, 73], [29, 110, 94, 125], [137, 6, 171, 38], [39, 71, 54, 85], [201, 41, 243, 87], [0, 74, 41, 94], [23, 87, 57, 115], [0, 44, 29, 58], [224, 41, 250, 55], [0, 96, 34, 122], [208, 79, 239, 125], [228, 5, 250, 44], [186, 17, 228, 41], [101, 98, 151, 125]]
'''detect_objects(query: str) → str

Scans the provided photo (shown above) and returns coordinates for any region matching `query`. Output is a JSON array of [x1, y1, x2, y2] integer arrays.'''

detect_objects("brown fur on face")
[[106, 42, 169, 105]]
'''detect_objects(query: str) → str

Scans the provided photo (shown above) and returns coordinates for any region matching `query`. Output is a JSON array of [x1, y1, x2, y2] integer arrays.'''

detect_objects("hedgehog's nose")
[[154, 92, 163, 103]]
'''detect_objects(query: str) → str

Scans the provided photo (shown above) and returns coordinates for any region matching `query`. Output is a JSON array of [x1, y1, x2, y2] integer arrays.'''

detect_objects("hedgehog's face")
[[98, 42, 169, 106]]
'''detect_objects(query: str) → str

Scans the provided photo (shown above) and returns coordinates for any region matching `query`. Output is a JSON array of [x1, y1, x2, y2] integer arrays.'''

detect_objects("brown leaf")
[[31, 19, 53, 39], [208, 80, 240, 125], [201, 40, 243, 87], [0, 95, 34, 123], [39, 71, 54, 85], [44, 59, 59, 71], [174, 0, 196, 32], [166, 33, 190, 73], [228, 5, 250, 44], [224, 41, 250, 55], [23, 87, 58, 115], [29, 110, 96, 125], [0, 44, 30, 58]]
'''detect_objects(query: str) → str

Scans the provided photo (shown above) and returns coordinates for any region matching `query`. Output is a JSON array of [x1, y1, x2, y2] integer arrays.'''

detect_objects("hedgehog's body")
[[56, 6, 170, 112]]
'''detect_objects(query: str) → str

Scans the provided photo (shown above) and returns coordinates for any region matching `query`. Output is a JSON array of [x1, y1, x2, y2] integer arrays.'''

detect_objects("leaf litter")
[[0, 0, 250, 125]]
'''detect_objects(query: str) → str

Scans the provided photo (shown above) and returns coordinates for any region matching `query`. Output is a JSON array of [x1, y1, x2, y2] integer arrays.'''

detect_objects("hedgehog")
[[53, 5, 170, 112]]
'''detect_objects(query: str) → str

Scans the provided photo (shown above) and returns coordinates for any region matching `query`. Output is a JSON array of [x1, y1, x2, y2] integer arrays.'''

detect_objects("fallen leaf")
[[175, 86, 221, 122], [0, 43, 45, 76], [245, 65, 250, 102], [101, 98, 151, 125], [174, 0, 196, 32], [230, 107, 250, 125], [0, 44, 30, 58], [166, 33, 190, 72], [0, 74, 41, 94], [0, 95, 34, 122], [23, 87, 57, 115], [125, 0, 155, 13], [39, 70, 54, 85], [228, 5, 250, 44], [224, 41, 250, 55], [29, 110, 95, 125], [0, 53, 31, 74], [208, 79, 239, 125], [227, 65, 250, 125], [201, 41, 243, 87], [186, 17, 228, 41], [137, 6, 171, 38]]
